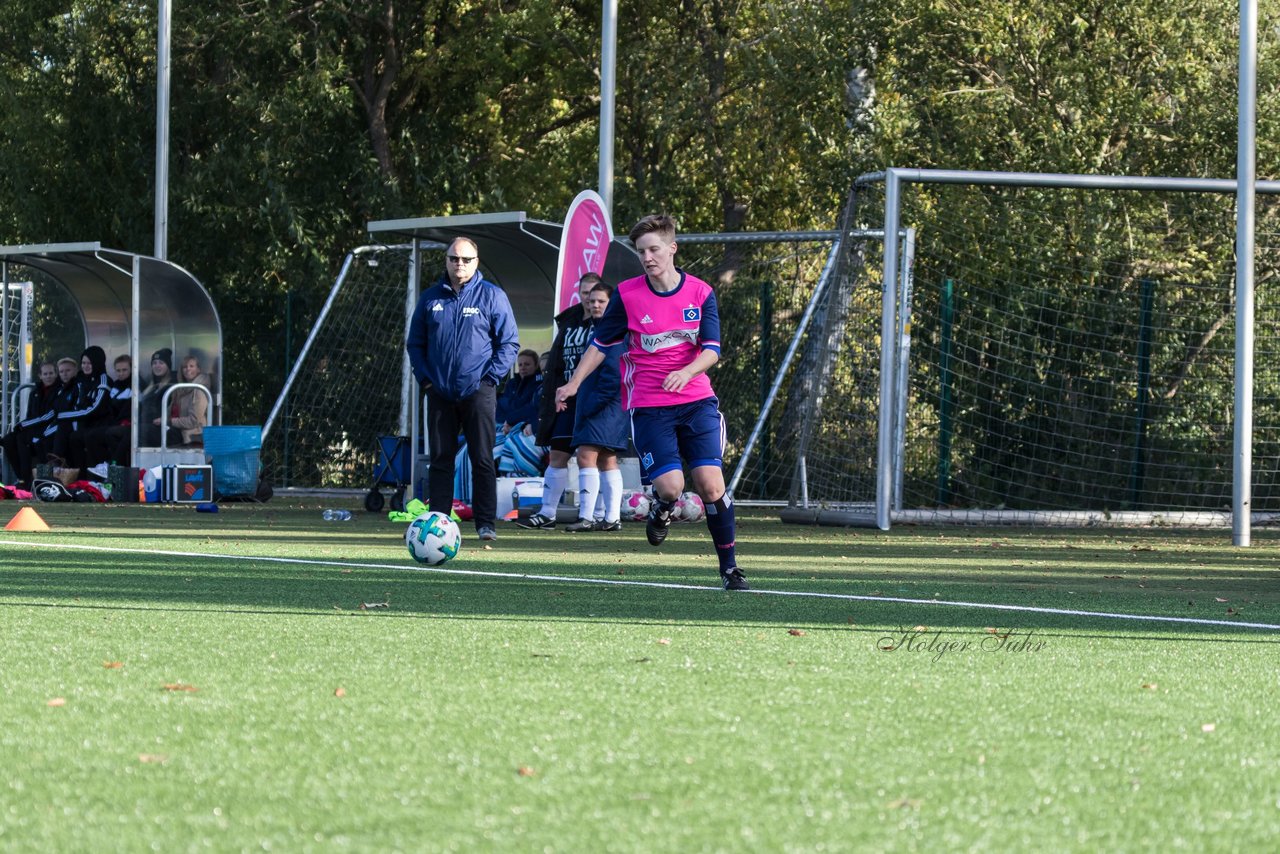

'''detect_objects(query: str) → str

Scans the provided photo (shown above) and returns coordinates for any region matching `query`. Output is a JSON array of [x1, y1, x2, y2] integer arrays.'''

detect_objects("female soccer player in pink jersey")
[[556, 215, 747, 591]]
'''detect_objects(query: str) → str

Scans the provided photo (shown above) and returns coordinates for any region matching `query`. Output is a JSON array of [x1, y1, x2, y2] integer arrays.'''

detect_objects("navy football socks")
[[705, 493, 737, 574]]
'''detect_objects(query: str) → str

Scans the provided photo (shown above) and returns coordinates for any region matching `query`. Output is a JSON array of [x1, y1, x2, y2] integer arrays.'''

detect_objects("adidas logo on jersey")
[[640, 314, 653, 324], [431, 302, 444, 312]]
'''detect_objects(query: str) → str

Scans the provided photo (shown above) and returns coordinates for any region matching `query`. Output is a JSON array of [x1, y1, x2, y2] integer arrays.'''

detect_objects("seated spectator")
[[32, 358, 82, 466], [49, 346, 112, 472], [163, 353, 211, 447], [0, 360, 61, 488], [83, 354, 134, 473], [139, 349, 175, 447], [450, 349, 546, 502], [493, 349, 546, 476]]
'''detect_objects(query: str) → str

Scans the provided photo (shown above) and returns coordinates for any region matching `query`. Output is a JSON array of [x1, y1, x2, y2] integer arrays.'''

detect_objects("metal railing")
[[5, 382, 33, 433], [156, 382, 214, 451]]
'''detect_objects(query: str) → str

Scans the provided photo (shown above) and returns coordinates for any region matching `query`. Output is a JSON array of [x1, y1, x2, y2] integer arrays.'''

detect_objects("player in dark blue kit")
[[520, 273, 602, 529], [563, 280, 630, 532]]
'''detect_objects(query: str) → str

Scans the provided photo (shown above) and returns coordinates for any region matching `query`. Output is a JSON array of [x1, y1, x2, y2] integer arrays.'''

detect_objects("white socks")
[[539, 466, 567, 518], [599, 468, 623, 523], [540, 464, 621, 523], [577, 467, 600, 522]]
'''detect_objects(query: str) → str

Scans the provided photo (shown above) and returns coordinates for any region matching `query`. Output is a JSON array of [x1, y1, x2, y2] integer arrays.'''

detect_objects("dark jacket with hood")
[[58, 346, 113, 432]]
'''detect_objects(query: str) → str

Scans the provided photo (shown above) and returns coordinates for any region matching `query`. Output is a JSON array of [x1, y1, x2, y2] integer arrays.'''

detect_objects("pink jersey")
[[590, 270, 723, 410]]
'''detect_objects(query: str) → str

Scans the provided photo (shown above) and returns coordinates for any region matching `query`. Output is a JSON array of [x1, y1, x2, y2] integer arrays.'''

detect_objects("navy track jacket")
[[406, 272, 519, 402], [496, 372, 542, 427]]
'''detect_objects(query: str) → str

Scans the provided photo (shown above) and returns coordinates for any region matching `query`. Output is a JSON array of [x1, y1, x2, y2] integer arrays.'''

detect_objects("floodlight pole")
[[598, 0, 618, 218], [1233, 0, 1257, 547], [154, 0, 171, 261]]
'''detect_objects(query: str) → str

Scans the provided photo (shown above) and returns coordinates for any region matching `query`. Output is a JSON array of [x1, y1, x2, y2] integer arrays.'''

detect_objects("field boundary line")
[[2, 539, 1277, 632]]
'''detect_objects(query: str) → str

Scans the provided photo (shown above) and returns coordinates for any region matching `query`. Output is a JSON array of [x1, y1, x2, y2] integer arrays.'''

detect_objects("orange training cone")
[[5, 507, 51, 532]]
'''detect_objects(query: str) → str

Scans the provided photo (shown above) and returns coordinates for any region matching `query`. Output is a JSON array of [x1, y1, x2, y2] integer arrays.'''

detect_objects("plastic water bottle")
[[322, 509, 353, 521]]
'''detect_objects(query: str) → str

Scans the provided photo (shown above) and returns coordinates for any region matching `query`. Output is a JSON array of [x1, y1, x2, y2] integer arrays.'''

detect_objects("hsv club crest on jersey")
[[590, 270, 723, 410]]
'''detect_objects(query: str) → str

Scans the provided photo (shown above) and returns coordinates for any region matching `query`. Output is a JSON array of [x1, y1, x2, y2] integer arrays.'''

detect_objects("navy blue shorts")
[[630, 397, 725, 479], [550, 409, 575, 441], [573, 399, 629, 452]]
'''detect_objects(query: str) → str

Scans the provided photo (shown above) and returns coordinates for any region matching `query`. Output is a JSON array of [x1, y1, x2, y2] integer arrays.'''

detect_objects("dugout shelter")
[[367, 210, 642, 357], [0, 242, 222, 473]]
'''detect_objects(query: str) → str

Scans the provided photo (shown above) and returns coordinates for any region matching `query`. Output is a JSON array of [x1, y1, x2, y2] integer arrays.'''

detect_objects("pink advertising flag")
[[553, 190, 613, 317]]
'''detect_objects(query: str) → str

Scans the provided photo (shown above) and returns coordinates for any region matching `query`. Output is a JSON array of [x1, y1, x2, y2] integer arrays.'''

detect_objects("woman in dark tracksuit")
[[0, 360, 61, 487], [518, 274, 601, 529], [563, 280, 630, 532], [50, 346, 113, 472]]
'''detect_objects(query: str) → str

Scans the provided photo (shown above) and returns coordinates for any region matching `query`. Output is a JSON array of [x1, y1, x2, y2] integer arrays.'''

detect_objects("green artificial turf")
[[0, 502, 1277, 851]]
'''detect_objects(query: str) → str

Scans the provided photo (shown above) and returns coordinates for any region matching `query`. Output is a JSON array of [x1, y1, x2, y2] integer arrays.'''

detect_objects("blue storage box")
[[203, 425, 262, 497]]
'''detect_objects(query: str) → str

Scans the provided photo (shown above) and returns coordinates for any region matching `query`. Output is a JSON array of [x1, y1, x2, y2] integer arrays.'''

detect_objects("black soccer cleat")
[[645, 502, 673, 546], [516, 513, 556, 530], [720, 567, 750, 591], [593, 520, 622, 532], [563, 518, 597, 533]]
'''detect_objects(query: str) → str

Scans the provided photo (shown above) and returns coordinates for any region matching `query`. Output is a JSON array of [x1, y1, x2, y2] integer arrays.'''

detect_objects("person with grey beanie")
[[139, 349, 174, 447]]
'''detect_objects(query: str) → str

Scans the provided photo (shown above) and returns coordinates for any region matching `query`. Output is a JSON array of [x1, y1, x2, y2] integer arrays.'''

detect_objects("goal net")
[[671, 233, 845, 503], [260, 246, 415, 491], [784, 172, 1280, 526]]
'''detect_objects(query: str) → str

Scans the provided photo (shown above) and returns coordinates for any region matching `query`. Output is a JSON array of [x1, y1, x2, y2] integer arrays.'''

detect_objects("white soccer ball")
[[620, 490, 651, 522], [405, 511, 462, 565], [676, 491, 705, 523]]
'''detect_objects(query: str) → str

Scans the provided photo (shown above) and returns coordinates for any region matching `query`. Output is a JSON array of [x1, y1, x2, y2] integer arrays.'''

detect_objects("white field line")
[[1, 538, 1277, 632]]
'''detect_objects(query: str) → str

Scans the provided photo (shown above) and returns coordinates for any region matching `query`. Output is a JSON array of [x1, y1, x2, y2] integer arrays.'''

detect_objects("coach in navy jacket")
[[406, 237, 519, 540]]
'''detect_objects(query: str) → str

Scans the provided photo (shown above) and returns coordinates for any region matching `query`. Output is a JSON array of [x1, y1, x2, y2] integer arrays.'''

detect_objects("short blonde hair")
[[629, 214, 677, 245]]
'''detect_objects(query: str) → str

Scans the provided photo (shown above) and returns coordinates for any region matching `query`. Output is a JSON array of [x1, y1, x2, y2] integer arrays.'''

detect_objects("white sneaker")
[[88, 463, 109, 479]]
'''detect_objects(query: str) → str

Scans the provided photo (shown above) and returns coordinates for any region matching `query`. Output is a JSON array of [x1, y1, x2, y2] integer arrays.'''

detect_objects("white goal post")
[[866, 168, 1280, 534]]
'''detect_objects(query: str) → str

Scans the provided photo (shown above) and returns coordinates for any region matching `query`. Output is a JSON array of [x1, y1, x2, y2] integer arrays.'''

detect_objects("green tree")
[[0, 0, 860, 428], [848, 0, 1280, 509]]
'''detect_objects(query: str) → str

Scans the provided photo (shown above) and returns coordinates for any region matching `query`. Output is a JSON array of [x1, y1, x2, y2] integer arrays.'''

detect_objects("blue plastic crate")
[[203, 425, 262, 497]]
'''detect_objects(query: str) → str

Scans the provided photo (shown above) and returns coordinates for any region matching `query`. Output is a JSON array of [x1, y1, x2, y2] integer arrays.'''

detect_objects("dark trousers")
[[84, 424, 131, 468], [50, 420, 88, 469], [426, 384, 497, 528], [139, 423, 183, 448], [1, 426, 37, 484]]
